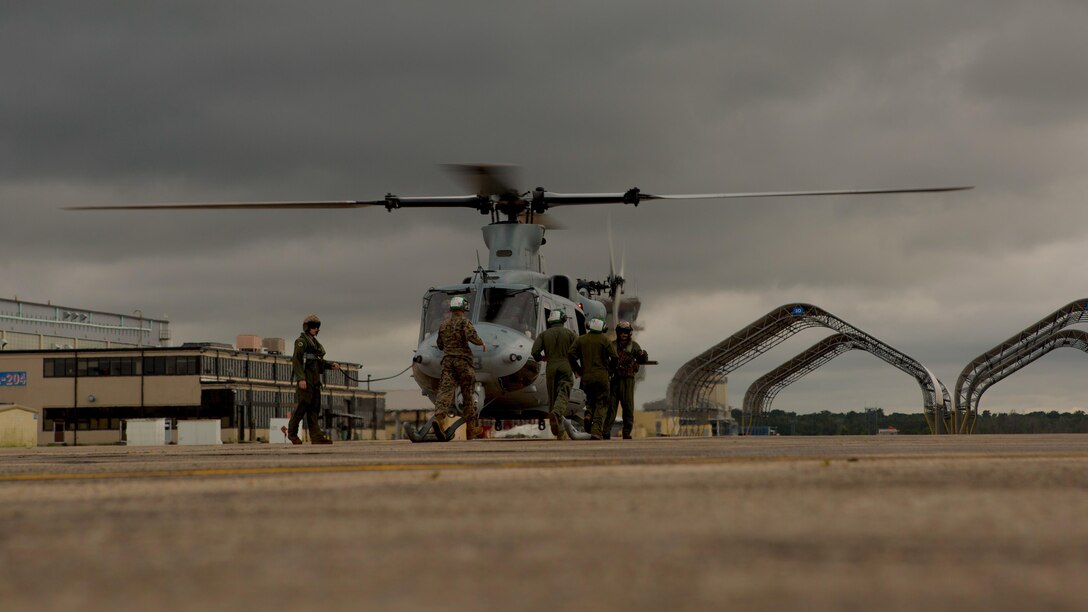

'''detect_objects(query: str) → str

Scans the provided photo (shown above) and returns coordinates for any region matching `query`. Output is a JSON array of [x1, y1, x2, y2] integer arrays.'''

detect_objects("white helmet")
[[587, 317, 606, 333], [547, 310, 566, 325], [449, 296, 468, 311]]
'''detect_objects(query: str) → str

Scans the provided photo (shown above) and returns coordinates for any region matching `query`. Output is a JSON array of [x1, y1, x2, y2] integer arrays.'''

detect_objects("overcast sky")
[[4, 1, 1088, 415]]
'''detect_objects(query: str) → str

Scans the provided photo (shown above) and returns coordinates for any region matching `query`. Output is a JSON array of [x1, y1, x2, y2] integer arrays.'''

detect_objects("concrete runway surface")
[[2, 435, 1087, 612]]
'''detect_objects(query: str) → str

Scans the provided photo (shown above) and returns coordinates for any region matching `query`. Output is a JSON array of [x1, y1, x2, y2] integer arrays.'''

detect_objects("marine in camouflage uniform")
[[531, 310, 577, 440], [606, 320, 648, 439], [434, 296, 487, 439], [288, 314, 338, 445], [568, 318, 618, 439]]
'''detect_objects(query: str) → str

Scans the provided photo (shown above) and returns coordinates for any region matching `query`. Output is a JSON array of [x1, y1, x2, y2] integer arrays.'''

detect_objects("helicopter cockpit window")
[[421, 289, 474, 339], [480, 288, 537, 336]]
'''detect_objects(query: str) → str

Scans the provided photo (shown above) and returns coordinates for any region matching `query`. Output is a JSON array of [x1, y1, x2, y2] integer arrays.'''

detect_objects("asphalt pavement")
[[2, 434, 1087, 611]]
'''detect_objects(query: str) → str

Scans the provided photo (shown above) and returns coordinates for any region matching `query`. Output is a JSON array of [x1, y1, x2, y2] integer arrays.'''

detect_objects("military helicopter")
[[71, 165, 972, 441]]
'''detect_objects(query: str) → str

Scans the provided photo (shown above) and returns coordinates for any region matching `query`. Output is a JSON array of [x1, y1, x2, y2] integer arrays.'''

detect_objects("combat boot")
[[465, 419, 485, 440], [312, 436, 333, 445], [436, 412, 460, 438], [548, 413, 560, 436], [282, 426, 303, 445]]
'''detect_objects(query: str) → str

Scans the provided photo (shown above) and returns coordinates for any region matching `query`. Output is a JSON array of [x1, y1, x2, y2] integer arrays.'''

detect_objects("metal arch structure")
[[741, 333, 955, 435], [742, 334, 859, 427], [666, 303, 953, 434], [955, 299, 1088, 433], [962, 329, 1088, 432]]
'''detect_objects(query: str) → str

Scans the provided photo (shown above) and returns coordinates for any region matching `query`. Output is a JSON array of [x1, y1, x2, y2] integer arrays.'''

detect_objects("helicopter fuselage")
[[410, 223, 608, 420]]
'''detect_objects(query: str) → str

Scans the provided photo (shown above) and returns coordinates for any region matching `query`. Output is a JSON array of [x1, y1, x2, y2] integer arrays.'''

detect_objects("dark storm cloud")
[[4, 1, 1088, 411]]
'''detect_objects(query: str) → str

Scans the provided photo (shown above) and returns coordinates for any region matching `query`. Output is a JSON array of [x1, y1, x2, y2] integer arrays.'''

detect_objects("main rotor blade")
[[66, 201, 382, 211], [66, 195, 486, 211], [607, 213, 616, 279], [66, 185, 974, 212], [647, 186, 975, 199], [541, 185, 973, 207]]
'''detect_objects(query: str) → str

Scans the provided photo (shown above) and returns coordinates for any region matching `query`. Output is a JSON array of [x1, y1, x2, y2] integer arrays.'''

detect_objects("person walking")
[[606, 320, 649, 439], [568, 317, 617, 440], [287, 314, 339, 445], [531, 309, 578, 440], [433, 296, 487, 440]]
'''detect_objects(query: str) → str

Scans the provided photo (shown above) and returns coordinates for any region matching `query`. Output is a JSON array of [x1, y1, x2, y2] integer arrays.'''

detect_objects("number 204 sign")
[[0, 371, 28, 386]]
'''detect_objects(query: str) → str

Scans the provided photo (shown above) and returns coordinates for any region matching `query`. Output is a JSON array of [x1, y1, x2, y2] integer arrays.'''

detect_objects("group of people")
[[284, 298, 648, 445], [534, 312, 649, 440], [429, 298, 649, 442]]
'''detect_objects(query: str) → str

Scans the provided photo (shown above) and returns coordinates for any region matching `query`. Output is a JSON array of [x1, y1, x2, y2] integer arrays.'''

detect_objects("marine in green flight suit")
[[606, 320, 649, 439], [568, 317, 618, 440], [531, 309, 578, 440], [288, 314, 339, 445]]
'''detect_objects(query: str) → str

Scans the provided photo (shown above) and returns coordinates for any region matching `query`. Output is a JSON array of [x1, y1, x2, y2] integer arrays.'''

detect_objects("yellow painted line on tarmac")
[[2, 451, 1088, 483], [0, 463, 504, 482]]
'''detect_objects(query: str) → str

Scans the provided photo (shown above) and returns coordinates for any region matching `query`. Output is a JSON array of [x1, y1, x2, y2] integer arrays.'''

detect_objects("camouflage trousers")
[[435, 356, 478, 422], [546, 368, 574, 419]]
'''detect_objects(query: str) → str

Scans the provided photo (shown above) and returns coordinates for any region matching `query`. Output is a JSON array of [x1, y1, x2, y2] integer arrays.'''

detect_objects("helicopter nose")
[[412, 324, 534, 379], [475, 323, 533, 376]]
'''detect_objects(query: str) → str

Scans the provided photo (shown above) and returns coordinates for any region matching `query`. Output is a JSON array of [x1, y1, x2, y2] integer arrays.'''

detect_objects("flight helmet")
[[547, 310, 567, 325]]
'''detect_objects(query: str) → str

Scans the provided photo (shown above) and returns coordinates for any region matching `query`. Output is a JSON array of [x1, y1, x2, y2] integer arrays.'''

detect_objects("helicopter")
[[70, 164, 972, 441]]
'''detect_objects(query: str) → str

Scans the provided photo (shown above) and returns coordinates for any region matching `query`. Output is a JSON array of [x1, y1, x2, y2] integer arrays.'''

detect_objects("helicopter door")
[[575, 308, 586, 335], [549, 275, 574, 300]]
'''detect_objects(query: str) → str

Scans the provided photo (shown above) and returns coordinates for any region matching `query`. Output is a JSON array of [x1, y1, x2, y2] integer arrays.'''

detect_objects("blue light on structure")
[[791, 306, 805, 316]]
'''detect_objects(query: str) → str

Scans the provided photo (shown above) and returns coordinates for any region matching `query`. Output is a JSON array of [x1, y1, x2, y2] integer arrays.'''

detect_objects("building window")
[[44, 357, 138, 378], [143, 356, 198, 376]]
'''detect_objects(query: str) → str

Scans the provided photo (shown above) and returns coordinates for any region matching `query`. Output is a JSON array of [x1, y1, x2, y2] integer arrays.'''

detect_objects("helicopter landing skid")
[[404, 416, 464, 443]]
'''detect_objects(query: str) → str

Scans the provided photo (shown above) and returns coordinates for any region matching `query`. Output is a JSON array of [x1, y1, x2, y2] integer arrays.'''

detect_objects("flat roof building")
[[1, 296, 170, 350], [0, 346, 383, 445]]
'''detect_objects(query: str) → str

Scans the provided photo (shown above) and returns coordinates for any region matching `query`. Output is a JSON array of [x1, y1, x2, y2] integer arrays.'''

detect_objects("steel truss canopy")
[[667, 303, 953, 434], [742, 333, 952, 435], [956, 300, 1088, 433]]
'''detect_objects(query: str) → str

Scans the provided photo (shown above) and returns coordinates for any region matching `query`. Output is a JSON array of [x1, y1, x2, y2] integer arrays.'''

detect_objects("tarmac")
[[1, 434, 1087, 611]]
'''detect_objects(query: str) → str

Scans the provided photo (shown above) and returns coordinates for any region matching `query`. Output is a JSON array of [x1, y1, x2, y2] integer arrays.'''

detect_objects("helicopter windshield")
[[421, 289, 475, 339], [479, 288, 537, 336]]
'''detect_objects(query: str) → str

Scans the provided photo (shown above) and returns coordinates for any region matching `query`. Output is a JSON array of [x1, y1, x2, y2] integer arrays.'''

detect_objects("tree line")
[[730, 408, 1088, 435]]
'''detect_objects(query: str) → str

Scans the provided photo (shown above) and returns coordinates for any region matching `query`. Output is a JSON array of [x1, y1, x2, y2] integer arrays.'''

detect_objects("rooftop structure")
[[0, 297, 170, 351]]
